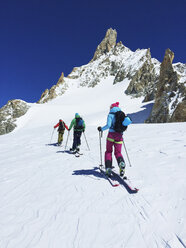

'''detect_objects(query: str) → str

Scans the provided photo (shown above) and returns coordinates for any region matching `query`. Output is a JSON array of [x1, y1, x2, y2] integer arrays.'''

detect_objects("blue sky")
[[0, 0, 186, 108]]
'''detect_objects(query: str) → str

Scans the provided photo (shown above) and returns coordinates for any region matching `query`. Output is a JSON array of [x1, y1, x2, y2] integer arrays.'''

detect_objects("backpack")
[[75, 117, 84, 130], [58, 121, 65, 132], [112, 111, 128, 133]]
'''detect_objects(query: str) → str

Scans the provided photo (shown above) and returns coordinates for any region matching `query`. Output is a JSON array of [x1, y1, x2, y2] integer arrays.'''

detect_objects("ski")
[[99, 167, 119, 187], [66, 150, 83, 156], [111, 171, 139, 193], [75, 152, 83, 157]]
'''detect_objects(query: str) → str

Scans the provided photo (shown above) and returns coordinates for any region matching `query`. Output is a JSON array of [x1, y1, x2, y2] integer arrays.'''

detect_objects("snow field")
[[0, 78, 186, 248]]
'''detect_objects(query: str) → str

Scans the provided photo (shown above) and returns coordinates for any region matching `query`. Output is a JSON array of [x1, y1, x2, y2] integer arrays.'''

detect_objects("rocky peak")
[[91, 28, 117, 62], [56, 72, 65, 86]]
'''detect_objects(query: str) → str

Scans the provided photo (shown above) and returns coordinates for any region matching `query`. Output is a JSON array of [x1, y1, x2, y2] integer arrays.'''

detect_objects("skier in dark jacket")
[[68, 113, 85, 152], [97, 102, 132, 176], [54, 119, 69, 146]]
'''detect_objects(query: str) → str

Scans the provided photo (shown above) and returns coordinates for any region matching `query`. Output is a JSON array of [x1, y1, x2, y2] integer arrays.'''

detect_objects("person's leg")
[[72, 131, 78, 150], [76, 131, 82, 151], [113, 133, 124, 163], [105, 133, 114, 170], [113, 133, 125, 176], [58, 131, 64, 145]]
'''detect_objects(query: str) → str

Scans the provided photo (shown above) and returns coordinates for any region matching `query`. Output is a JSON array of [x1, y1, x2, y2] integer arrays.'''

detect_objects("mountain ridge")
[[0, 28, 185, 135]]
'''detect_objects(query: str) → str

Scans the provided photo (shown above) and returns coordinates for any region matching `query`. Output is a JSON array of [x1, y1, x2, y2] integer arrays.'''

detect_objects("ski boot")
[[119, 161, 125, 177], [70, 148, 76, 153], [105, 168, 112, 177]]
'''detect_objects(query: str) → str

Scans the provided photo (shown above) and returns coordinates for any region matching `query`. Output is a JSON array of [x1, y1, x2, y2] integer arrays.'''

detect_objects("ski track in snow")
[[0, 79, 186, 248]]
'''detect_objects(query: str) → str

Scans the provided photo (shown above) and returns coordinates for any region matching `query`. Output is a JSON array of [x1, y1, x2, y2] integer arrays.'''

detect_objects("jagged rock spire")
[[146, 48, 181, 123], [91, 28, 117, 61], [37, 72, 67, 104], [159, 48, 175, 83]]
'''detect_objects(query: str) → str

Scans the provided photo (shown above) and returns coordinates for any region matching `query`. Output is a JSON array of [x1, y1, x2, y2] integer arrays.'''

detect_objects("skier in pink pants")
[[97, 102, 132, 176]]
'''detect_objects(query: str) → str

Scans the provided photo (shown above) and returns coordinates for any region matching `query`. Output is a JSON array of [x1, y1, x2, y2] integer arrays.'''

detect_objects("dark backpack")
[[58, 121, 65, 132], [75, 117, 84, 130], [112, 111, 128, 133]]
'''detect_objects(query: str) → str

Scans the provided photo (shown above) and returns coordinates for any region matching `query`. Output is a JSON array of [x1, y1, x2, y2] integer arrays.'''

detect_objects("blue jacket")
[[101, 107, 132, 132]]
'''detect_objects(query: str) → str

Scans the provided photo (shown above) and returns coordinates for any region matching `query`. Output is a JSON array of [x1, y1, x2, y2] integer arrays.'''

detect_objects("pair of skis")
[[99, 166, 139, 194]]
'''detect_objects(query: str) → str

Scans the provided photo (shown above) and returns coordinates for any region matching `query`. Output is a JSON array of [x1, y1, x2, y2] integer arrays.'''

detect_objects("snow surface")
[[0, 77, 186, 248]]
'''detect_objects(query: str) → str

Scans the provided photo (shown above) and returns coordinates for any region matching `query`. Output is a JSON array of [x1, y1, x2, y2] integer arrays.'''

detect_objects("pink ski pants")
[[105, 132, 123, 163]]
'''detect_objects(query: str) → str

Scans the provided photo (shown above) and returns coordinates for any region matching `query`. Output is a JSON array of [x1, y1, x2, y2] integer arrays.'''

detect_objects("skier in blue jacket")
[[98, 102, 132, 176]]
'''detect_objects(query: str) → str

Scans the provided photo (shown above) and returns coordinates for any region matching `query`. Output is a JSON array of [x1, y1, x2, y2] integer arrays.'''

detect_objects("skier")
[[54, 119, 69, 146], [97, 102, 132, 176], [68, 113, 85, 152]]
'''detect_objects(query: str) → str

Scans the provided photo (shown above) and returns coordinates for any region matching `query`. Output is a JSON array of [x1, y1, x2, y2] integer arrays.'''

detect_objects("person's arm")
[[64, 122, 69, 130], [69, 119, 75, 131], [122, 116, 132, 126], [54, 123, 59, 128], [82, 121, 86, 132], [101, 114, 113, 131]]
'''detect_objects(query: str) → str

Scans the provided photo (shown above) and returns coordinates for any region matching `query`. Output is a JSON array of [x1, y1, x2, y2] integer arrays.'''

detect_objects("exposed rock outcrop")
[[170, 100, 186, 122], [146, 49, 186, 123], [125, 49, 159, 99], [0, 100, 29, 135], [37, 72, 68, 104]]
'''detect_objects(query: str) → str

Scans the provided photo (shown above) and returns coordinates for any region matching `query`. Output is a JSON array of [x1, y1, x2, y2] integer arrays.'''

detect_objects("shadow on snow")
[[72, 167, 103, 179], [128, 102, 153, 124], [46, 143, 59, 147], [73, 167, 138, 194]]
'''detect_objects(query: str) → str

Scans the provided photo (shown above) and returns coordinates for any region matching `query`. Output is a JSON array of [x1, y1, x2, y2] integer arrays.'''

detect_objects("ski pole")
[[65, 131, 70, 150], [50, 128, 55, 144], [99, 131, 103, 167], [123, 141, 132, 167], [83, 132, 90, 151]]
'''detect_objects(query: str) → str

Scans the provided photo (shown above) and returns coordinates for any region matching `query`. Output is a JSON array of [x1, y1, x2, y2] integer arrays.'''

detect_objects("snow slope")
[[0, 78, 186, 248]]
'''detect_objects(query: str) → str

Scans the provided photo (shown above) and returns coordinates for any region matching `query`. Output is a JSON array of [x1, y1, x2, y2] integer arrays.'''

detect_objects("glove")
[[97, 126, 102, 132]]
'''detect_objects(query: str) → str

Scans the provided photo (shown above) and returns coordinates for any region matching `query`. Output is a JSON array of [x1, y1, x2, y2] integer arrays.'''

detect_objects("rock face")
[[170, 100, 186, 122], [125, 48, 159, 100], [146, 49, 186, 123], [0, 100, 29, 135]]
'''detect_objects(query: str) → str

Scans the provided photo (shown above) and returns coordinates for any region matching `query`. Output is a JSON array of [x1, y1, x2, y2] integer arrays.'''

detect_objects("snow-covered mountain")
[[37, 28, 185, 123], [0, 75, 186, 248], [38, 30, 160, 103], [1, 28, 185, 135]]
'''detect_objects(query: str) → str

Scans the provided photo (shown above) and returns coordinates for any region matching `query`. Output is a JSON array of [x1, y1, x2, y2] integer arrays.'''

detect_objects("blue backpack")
[[75, 117, 84, 129]]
